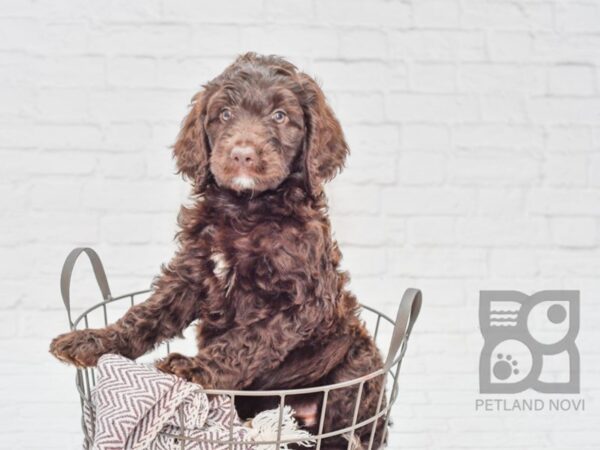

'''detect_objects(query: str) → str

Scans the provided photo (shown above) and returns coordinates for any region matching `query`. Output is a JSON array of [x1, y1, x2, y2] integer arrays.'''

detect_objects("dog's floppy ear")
[[300, 74, 349, 197], [172, 91, 210, 190]]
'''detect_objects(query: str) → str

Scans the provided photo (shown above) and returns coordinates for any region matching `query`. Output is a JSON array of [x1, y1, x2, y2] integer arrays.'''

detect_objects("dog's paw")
[[156, 353, 194, 378], [49, 329, 108, 367], [156, 353, 209, 386]]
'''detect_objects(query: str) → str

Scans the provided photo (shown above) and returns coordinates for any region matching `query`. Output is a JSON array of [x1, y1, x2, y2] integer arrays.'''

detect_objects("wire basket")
[[58, 248, 422, 450]]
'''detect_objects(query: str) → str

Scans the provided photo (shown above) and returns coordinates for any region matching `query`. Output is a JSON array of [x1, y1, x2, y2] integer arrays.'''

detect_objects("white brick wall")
[[1, 1, 600, 449]]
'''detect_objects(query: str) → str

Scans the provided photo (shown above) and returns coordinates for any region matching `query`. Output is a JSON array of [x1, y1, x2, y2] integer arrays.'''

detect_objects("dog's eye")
[[272, 110, 287, 124], [220, 108, 232, 122]]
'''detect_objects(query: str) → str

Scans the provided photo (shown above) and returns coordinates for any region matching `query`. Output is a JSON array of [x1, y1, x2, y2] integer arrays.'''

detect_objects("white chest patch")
[[210, 252, 229, 280]]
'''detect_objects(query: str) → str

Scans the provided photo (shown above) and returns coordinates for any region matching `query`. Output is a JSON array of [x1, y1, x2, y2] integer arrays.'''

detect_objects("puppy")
[[50, 53, 386, 450]]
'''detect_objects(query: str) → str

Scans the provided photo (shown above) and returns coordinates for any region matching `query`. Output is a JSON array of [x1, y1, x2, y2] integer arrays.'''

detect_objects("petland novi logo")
[[479, 290, 580, 394], [476, 291, 583, 413]]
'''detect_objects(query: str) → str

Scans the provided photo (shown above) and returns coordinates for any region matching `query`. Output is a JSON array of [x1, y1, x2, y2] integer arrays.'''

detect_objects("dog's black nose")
[[230, 146, 256, 167]]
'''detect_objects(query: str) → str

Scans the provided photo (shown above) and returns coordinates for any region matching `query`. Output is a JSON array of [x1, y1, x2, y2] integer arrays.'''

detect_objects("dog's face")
[[205, 80, 306, 193], [173, 53, 348, 197]]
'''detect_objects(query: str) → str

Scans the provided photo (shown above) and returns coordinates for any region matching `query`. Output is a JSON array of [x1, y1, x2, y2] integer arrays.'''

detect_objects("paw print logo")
[[493, 354, 519, 380], [479, 291, 579, 394]]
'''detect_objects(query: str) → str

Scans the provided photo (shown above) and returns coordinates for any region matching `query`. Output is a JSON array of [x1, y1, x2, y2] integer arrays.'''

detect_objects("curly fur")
[[50, 53, 386, 450]]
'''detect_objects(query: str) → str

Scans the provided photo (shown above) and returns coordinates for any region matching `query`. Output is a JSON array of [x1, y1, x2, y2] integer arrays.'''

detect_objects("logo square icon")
[[479, 290, 580, 394]]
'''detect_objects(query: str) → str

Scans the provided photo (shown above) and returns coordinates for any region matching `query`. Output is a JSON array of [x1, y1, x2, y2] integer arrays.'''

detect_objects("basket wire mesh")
[[59, 248, 422, 450]]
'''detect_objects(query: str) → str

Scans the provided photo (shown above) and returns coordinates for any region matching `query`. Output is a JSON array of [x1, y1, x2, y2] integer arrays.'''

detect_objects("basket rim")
[[72, 288, 404, 396]]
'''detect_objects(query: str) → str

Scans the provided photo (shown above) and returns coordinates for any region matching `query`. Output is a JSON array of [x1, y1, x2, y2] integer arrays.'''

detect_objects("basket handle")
[[384, 288, 422, 371], [60, 247, 112, 327]]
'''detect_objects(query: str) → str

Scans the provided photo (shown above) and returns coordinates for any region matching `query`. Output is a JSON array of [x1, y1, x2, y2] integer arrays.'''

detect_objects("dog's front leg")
[[156, 311, 307, 389], [50, 250, 205, 367]]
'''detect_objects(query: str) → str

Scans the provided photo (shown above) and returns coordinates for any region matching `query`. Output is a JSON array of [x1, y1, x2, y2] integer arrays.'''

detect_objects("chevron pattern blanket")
[[82, 354, 313, 450]]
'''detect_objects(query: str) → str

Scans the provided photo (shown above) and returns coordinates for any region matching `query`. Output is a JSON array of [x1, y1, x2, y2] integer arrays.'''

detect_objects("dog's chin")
[[212, 167, 290, 194], [215, 173, 263, 193], [231, 175, 257, 191]]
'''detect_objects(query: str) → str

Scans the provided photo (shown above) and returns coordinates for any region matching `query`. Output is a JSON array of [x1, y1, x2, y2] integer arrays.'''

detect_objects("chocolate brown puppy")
[[50, 53, 385, 449]]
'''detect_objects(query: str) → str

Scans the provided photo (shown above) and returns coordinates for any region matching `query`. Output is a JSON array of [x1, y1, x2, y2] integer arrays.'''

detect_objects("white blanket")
[[83, 354, 314, 450]]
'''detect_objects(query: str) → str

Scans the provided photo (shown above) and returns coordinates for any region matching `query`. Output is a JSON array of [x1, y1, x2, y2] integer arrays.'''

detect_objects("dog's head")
[[172, 53, 348, 197]]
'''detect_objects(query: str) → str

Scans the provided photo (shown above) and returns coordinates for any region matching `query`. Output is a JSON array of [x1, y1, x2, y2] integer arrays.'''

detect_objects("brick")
[[88, 25, 190, 56], [389, 248, 487, 277], [590, 154, 600, 186], [31, 212, 99, 244], [188, 26, 242, 56], [390, 30, 487, 62], [0, 18, 41, 51], [342, 153, 396, 185], [542, 155, 587, 186], [548, 64, 596, 96], [529, 189, 600, 215], [0, 85, 35, 117], [30, 181, 83, 211], [264, 0, 314, 23], [454, 124, 544, 150], [28, 151, 97, 177], [458, 63, 546, 95], [98, 153, 146, 179], [528, 97, 600, 124], [408, 217, 456, 245], [539, 250, 600, 277], [448, 155, 539, 186], [489, 249, 538, 277], [103, 123, 153, 152], [414, 0, 460, 28], [332, 216, 386, 246], [455, 217, 550, 247], [156, 57, 229, 90], [35, 124, 104, 150], [146, 144, 179, 180], [477, 188, 526, 216], [100, 214, 154, 244], [480, 95, 527, 122], [557, 2, 600, 33], [82, 180, 184, 212], [329, 184, 381, 215], [532, 33, 600, 64], [410, 63, 457, 93], [243, 27, 338, 59], [384, 218, 406, 245], [551, 218, 597, 248], [0, 311, 18, 338], [339, 30, 387, 60], [462, 0, 542, 30], [488, 31, 533, 62], [402, 124, 450, 149], [342, 247, 387, 276], [0, 182, 27, 211], [335, 92, 385, 124], [382, 188, 475, 216], [37, 88, 88, 121], [312, 61, 390, 91], [316, 0, 412, 27], [39, 56, 105, 87], [38, 22, 90, 55], [162, 0, 263, 22], [86, 0, 160, 22], [547, 126, 593, 152], [89, 89, 190, 122], [0, 52, 36, 87], [344, 125, 400, 155], [108, 57, 156, 87], [398, 152, 445, 185], [387, 93, 479, 122]]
